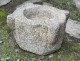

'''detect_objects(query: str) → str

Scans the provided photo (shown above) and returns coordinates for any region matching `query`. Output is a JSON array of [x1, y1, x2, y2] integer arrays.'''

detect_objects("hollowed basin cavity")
[[23, 6, 54, 21]]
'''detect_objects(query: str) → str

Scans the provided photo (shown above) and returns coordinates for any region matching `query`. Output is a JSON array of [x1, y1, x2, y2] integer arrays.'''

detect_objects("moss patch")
[[0, 9, 8, 20], [0, 9, 8, 26], [61, 55, 75, 61], [0, 25, 10, 60], [51, 51, 59, 61], [70, 10, 80, 21], [50, 35, 80, 61], [71, 43, 80, 52]]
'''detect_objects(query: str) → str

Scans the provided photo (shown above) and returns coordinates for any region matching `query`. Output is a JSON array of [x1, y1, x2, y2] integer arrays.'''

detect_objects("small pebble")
[[0, 41, 3, 44], [15, 49, 20, 52], [17, 59, 20, 61], [49, 54, 53, 58]]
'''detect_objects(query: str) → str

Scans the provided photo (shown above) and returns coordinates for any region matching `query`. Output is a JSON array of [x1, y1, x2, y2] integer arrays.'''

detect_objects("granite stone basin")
[[7, 3, 69, 55]]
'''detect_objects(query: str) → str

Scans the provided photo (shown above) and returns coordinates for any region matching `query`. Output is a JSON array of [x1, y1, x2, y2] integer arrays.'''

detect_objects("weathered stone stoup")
[[7, 3, 69, 55]]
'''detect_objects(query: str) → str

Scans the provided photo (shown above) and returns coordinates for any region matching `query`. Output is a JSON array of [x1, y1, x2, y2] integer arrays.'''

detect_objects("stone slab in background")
[[7, 2, 69, 55], [28, 0, 42, 2], [0, 0, 11, 6], [27, 0, 53, 6], [66, 19, 80, 39], [73, 0, 80, 11]]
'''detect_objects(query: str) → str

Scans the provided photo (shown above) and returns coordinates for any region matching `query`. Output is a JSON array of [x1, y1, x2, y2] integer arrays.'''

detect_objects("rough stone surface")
[[0, 0, 11, 6], [66, 19, 80, 39], [7, 3, 69, 55], [73, 0, 80, 11]]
